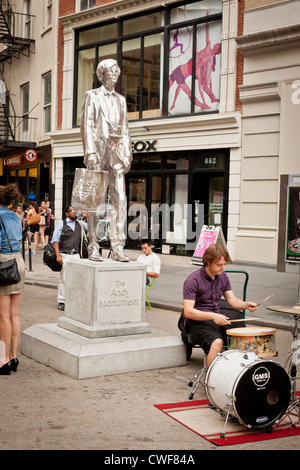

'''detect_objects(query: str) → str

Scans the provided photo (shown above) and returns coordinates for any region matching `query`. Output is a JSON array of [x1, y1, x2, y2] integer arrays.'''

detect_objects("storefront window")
[[194, 20, 221, 113], [164, 174, 188, 245], [122, 38, 141, 119], [78, 23, 117, 46], [74, 0, 222, 124], [168, 19, 221, 115], [28, 167, 37, 201], [208, 176, 224, 227], [142, 34, 162, 119], [123, 12, 164, 35], [18, 169, 27, 199], [76, 44, 117, 125], [170, 0, 222, 22]]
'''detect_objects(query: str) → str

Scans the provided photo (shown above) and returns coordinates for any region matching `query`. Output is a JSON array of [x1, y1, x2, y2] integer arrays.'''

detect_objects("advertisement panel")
[[286, 186, 300, 263]]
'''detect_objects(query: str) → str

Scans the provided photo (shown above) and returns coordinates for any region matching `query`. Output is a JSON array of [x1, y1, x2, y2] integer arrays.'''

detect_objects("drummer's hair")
[[203, 243, 230, 266]]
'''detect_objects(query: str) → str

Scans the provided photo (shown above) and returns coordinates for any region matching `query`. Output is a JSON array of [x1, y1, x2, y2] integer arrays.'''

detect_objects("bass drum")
[[205, 349, 291, 429]]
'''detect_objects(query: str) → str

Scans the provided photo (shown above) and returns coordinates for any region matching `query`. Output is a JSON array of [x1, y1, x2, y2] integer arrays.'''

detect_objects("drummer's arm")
[[224, 290, 257, 313], [184, 299, 230, 325]]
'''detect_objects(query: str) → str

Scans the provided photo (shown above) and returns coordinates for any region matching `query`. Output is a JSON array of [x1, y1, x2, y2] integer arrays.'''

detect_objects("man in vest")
[[51, 206, 88, 311]]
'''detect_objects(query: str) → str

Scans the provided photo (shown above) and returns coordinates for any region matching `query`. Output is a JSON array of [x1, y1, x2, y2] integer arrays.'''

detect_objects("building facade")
[[236, 0, 300, 269], [0, 0, 59, 205], [2, 0, 298, 265]]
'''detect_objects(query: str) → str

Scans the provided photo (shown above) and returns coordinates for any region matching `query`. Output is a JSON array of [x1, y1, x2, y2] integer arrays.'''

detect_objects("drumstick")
[[229, 317, 261, 323], [256, 294, 275, 307]]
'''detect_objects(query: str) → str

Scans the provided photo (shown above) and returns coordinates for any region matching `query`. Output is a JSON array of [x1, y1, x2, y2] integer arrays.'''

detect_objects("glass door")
[[127, 176, 149, 240], [127, 175, 162, 243], [193, 172, 227, 238]]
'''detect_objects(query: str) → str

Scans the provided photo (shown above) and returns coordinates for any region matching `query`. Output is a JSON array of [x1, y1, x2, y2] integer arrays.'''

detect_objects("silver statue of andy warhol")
[[72, 58, 132, 262]]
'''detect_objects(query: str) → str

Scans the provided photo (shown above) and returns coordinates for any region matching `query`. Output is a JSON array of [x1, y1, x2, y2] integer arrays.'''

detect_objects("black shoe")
[[10, 358, 19, 372], [57, 303, 65, 311], [0, 361, 11, 375]]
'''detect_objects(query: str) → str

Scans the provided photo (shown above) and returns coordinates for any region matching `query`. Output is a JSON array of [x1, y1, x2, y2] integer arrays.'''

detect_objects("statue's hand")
[[85, 153, 98, 170], [113, 162, 124, 176]]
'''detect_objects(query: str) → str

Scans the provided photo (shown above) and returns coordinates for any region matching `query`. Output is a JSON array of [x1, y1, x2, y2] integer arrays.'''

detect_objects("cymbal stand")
[[277, 313, 300, 428]]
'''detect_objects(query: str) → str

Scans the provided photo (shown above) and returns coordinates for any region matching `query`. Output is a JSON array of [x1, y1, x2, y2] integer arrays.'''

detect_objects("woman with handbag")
[[0, 184, 25, 375], [25, 202, 40, 254]]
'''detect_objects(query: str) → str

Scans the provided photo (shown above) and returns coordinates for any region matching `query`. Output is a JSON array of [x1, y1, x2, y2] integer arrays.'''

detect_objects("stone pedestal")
[[58, 258, 151, 338], [21, 259, 186, 379]]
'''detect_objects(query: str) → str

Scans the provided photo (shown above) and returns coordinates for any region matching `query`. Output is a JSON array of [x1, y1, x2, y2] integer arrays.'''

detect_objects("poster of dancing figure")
[[168, 17, 221, 115]]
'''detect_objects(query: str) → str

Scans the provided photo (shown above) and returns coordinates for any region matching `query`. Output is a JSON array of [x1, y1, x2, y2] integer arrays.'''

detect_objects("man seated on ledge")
[[183, 244, 257, 367], [137, 239, 161, 285]]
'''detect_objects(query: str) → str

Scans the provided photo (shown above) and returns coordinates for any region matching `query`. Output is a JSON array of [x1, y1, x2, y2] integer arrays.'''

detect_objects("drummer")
[[183, 244, 258, 367]]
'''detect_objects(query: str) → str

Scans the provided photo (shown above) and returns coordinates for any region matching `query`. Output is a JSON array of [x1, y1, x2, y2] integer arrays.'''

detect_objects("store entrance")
[[127, 174, 162, 244], [192, 172, 228, 239]]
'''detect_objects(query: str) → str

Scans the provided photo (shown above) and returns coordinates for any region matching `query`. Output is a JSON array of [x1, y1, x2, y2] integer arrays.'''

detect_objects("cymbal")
[[267, 304, 300, 315]]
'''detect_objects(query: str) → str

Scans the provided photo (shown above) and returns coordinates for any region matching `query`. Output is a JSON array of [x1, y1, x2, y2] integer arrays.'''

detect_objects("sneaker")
[[32, 251, 36, 254], [25, 251, 29, 255], [57, 303, 65, 311]]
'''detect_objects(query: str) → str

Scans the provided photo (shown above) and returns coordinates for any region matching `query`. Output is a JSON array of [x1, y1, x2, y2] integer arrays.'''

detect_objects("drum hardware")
[[267, 305, 300, 429], [188, 355, 208, 400]]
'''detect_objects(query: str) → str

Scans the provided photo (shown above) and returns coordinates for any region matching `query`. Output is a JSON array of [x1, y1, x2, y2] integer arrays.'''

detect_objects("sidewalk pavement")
[[24, 246, 300, 330], [2, 247, 298, 451]]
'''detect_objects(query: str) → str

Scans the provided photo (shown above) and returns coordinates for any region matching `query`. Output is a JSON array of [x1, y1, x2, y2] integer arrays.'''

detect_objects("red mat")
[[154, 395, 300, 446]]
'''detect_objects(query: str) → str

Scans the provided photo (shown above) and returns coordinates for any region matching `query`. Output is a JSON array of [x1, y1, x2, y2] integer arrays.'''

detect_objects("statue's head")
[[96, 59, 120, 87]]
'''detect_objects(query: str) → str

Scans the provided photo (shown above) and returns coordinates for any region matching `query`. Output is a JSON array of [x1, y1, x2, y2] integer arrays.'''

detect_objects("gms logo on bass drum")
[[252, 366, 271, 388]]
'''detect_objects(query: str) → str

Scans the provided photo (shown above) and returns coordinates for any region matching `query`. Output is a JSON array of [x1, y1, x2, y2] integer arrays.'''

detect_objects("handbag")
[[27, 212, 40, 226], [39, 215, 46, 226], [43, 243, 62, 272], [0, 215, 21, 286]]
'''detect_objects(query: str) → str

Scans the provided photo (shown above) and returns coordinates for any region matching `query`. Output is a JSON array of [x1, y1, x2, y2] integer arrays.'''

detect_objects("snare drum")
[[226, 327, 277, 358], [205, 349, 291, 429]]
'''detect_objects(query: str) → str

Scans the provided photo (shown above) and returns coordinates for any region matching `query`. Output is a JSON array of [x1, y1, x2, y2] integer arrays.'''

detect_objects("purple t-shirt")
[[183, 266, 232, 313]]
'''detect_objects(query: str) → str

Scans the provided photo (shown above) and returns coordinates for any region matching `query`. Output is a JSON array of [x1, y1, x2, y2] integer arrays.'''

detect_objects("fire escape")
[[0, 0, 36, 150]]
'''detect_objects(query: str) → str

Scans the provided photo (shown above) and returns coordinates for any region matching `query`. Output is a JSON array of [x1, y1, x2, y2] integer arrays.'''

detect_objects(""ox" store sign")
[[132, 140, 157, 152]]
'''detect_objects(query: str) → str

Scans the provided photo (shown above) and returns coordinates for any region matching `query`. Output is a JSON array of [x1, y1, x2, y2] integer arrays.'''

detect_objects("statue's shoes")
[[88, 244, 103, 262], [111, 247, 129, 262]]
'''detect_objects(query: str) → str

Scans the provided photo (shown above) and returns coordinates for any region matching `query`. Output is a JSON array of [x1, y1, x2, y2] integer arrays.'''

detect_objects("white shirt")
[[137, 252, 161, 276]]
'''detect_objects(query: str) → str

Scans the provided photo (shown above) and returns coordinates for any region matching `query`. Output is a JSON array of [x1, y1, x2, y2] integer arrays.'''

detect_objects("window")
[[43, 73, 51, 134], [74, 0, 222, 124], [23, 0, 32, 39], [46, 0, 52, 27], [21, 84, 29, 139], [81, 0, 96, 11]]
